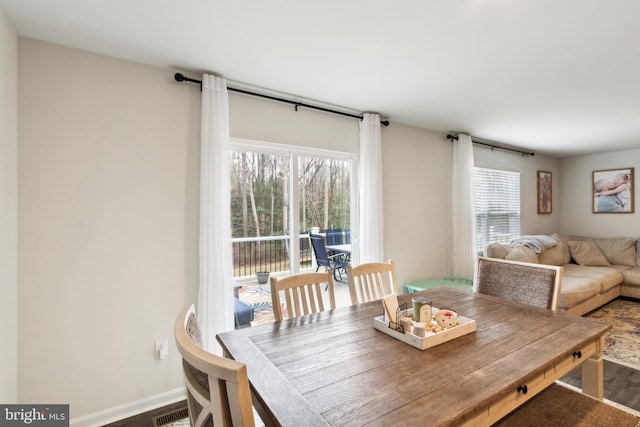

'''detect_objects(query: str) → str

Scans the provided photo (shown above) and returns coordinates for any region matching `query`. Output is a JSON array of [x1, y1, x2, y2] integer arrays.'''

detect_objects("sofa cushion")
[[484, 243, 539, 263], [594, 237, 637, 266], [484, 242, 514, 259], [558, 275, 601, 309], [622, 266, 640, 286], [538, 235, 567, 266], [505, 246, 539, 263], [561, 264, 624, 293], [568, 241, 610, 266]]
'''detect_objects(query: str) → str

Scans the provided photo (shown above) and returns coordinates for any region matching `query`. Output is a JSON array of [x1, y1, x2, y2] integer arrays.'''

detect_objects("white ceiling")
[[2, 0, 639, 158]]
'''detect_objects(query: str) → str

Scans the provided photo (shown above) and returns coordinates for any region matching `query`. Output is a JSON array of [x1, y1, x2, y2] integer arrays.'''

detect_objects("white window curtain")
[[358, 113, 384, 264], [198, 74, 234, 352], [451, 134, 476, 278]]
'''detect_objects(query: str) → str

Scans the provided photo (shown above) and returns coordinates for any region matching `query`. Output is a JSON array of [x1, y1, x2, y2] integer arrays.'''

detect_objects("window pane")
[[230, 151, 290, 277], [474, 167, 521, 253], [299, 157, 351, 233]]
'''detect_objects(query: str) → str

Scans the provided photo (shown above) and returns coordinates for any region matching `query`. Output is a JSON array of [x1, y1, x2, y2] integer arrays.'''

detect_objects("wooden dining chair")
[[347, 259, 397, 305], [174, 305, 255, 427], [270, 270, 336, 321], [474, 256, 563, 310]]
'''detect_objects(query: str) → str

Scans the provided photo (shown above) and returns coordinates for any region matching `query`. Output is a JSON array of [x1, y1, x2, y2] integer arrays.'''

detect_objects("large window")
[[474, 167, 520, 253], [229, 140, 355, 281]]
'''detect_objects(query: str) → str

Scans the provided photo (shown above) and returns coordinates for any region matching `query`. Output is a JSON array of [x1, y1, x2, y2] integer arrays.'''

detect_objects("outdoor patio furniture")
[[309, 233, 349, 281], [234, 297, 254, 327]]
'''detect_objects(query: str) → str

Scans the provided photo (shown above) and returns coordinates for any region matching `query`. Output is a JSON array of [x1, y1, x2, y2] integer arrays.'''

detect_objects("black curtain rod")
[[174, 73, 390, 127], [446, 134, 535, 157]]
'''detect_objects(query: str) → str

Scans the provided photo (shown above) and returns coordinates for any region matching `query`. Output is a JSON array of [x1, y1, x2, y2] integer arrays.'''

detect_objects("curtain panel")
[[358, 113, 384, 264], [451, 134, 476, 278], [198, 74, 234, 352]]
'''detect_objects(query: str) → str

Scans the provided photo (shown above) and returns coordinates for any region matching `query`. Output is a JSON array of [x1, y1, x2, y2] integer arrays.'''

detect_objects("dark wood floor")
[[560, 359, 640, 411]]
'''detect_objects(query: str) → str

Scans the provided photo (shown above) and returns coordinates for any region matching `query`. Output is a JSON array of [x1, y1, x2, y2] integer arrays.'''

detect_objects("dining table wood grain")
[[217, 287, 611, 426]]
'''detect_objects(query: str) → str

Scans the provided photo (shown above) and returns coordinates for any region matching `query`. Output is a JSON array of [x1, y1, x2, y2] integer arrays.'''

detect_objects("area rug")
[[559, 297, 640, 412], [585, 297, 640, 369], [238, 286, 274, 325]]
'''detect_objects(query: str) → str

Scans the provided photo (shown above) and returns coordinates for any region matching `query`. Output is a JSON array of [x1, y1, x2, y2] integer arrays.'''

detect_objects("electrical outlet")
[[155, 338, 169, 360]]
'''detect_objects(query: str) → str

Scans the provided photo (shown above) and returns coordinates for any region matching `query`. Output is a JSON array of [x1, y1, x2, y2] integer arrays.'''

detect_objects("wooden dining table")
[[217, 287, 611, 427]]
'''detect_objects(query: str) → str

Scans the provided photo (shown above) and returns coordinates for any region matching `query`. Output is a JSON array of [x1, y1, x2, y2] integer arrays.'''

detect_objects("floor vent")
[[152, 406, 189, 427]]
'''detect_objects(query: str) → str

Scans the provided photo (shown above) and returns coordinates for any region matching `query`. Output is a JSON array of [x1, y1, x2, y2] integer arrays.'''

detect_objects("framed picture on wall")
[[592, 167, 634, 213], [537, 171, 552, 214]]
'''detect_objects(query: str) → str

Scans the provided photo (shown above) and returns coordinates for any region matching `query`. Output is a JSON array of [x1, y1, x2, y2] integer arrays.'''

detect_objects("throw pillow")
[[552, 233, 572, 265], [568, 240, 611, 266], [538, 235, 565, 266]]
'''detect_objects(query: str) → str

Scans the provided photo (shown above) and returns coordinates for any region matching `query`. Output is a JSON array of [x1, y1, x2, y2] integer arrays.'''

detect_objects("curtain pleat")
[[452, 134, 476, 278], [198, 74, 234, 353]]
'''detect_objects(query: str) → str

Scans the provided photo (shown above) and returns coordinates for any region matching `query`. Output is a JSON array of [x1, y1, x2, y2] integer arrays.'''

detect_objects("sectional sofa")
[[484, 234, 640, 316]]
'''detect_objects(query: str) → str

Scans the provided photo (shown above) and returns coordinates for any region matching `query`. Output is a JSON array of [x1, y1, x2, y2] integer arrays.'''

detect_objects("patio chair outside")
[[310, 233, 348, 281], [325, 228, 343, 245]]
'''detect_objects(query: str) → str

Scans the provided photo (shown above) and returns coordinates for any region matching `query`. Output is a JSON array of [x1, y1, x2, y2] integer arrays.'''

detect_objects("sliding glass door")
[[230, 140, 355, 283]]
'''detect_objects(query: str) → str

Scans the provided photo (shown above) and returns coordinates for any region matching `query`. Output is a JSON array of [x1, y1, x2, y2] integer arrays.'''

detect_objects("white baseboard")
[[70, 387, 187, 427]]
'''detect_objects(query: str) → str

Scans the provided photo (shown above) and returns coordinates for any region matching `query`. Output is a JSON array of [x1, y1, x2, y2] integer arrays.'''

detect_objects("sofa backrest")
[[567, 235, 637, 267], [484, 234, 639, 267]]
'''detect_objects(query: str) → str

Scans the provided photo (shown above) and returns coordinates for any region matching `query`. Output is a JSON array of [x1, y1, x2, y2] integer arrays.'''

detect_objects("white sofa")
[[484, 234, 640, 316]]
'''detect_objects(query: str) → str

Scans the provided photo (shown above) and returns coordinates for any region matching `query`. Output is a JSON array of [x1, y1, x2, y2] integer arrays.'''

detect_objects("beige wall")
[[560, 149, 640, 237], [382, 124, 454, 284], [17, 37, 557, 422], [0, 8, 18, 404], [18, 39, 198, 421], [229, 91, 359, 152]]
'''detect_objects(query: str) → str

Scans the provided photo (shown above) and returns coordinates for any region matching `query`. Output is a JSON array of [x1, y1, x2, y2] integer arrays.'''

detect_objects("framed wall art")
[[537, 171, 552, 214], [592, 167, 634, 213]]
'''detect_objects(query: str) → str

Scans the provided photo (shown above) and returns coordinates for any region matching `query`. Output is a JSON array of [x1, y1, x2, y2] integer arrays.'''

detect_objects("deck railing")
[[231, 234, 314, 279]]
